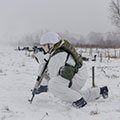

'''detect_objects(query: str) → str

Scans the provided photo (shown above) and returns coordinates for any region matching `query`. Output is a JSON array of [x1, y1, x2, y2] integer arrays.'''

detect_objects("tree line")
[[12, 0, 120, 48], [13, 30, 120, 48]]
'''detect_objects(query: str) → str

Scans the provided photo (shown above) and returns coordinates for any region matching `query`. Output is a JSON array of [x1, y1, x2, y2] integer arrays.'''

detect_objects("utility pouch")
[[59, 63, 77, 81]]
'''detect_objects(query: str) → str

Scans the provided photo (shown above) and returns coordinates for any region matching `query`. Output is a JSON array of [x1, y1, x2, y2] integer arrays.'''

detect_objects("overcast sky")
[[0, 0, 114, 42]]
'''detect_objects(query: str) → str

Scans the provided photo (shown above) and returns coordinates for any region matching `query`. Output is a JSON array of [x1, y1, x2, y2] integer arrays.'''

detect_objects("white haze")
[[0, 0, 114, 44]]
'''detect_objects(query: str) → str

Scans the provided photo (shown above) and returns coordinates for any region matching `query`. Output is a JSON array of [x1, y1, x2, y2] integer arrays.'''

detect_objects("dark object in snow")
[[78, 54, 89, 61], [100, 86, 109, 99], [92, 66, 95, 87], [33, 85, 48, 94], [18, 46, 29, 51], [82, 57, 89, 61], [92, 55, 97, 61], [72, 97, 87, 108], [41, 112, 48, 120], [17, 46, 46, 54]]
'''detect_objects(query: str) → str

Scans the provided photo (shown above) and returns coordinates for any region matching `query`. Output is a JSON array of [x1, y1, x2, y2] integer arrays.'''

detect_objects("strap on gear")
[[49, 40, 83, 86], [50, 40, 83, 68]]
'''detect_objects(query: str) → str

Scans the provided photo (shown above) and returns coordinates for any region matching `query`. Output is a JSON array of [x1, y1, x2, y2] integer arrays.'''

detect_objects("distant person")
[[92, 55, 97, 61]]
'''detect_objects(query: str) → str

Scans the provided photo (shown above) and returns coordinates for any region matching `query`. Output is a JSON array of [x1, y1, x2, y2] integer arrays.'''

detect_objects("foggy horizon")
[[0, 0, 115, 43]]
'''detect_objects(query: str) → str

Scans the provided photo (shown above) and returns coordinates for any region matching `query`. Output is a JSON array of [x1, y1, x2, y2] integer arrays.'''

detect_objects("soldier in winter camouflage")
[[32, 32, 109, 108]]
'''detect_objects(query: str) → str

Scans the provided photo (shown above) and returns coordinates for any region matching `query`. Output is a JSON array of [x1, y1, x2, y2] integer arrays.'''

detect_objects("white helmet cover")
[[40, 32, 61, 45]]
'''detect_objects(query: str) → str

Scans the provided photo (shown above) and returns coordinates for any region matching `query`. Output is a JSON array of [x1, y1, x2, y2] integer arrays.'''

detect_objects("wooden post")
[[100, 53, 102, 62], [108, 49, 110, 60], [119, 50, 120, 58], [92, 66, 95, 87], [114, 49, 117, 58]]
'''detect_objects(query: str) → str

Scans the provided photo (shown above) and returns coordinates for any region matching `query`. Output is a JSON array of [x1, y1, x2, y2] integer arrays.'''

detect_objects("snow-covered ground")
[[0, 46, 120, 120]]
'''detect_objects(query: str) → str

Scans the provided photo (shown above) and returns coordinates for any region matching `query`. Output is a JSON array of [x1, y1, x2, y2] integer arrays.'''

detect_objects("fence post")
[[92, 66, 95, 87], [100, 53, 102, 62]]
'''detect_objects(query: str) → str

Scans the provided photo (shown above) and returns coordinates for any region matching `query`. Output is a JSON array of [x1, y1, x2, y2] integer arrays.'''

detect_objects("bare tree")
[[86, 32, 104, 47], [110, 0, 120, 28]]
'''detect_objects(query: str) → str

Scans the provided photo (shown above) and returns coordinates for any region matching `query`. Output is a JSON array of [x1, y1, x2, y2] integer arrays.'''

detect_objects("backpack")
[[49, 40, 83, 82]]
